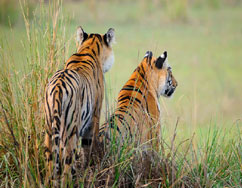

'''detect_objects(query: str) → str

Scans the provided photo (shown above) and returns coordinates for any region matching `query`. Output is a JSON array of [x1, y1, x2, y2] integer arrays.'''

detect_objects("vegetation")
[[0, 0, 241, 187]]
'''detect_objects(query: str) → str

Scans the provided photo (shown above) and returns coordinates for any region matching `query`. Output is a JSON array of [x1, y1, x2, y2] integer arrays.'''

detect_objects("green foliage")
[[0, 0, 18, 26], [165, 0, 188, 22], [207, 0, 221, 9], [0, 0, 35, 27]]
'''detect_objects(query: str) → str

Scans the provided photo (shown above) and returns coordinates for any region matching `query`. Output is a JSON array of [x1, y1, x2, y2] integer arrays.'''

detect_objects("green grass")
[[0, 0, 241, 187]]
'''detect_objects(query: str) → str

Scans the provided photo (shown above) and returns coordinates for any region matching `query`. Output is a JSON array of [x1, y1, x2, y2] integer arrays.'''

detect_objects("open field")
[[0, 0, 241, 187]]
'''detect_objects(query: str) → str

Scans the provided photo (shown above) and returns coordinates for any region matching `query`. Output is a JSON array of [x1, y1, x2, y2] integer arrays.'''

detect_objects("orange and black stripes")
[[100, 51, 178, 144], [44, 27, 115, 187]]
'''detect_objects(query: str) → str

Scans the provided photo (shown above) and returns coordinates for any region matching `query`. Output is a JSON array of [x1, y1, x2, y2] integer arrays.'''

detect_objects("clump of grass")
[[77, 120, 191, 187], [82, 119, 241, 187], [188, 124, 242, 187]]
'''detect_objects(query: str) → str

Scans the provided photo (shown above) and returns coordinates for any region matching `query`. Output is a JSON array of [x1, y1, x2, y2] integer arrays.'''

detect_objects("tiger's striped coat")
[[44, 27, 115, 187], [100, 51, 177, 144]]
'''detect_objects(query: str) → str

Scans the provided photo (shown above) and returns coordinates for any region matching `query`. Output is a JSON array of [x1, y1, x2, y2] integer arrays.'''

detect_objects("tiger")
[[99, 51, 177, 144], [44, 26, 115, 187]]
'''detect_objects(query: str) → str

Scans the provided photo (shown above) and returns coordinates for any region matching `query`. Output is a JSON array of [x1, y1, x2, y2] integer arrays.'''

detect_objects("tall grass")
[[0, 0, 241, 187], [0, 0, 70, 187]]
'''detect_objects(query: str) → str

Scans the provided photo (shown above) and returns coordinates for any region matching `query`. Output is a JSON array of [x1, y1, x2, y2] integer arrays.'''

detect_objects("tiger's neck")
[[64, 45, 102, 75], [147, 90, 160, 119], [118, 72, 160, 119], [133, 71, 161, 121]]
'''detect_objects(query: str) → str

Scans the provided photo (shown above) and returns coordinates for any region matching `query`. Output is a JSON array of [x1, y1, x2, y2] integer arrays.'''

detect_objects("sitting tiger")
[[99, 51, 177, 144], [44, 26, 115, 187]]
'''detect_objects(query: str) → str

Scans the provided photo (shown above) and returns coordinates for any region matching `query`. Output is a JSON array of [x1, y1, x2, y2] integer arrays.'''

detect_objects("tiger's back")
[[44, 27, 115, 187], [100, 51, 177, 143]]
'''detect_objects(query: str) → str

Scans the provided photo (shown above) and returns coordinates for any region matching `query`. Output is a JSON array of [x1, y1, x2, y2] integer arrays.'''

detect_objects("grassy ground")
[[0, 0, 241, 187]]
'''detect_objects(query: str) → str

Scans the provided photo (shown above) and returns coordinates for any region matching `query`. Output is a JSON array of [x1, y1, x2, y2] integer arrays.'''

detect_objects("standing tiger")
[[44, 26, 115, 187], [99, 51, 177, 144]]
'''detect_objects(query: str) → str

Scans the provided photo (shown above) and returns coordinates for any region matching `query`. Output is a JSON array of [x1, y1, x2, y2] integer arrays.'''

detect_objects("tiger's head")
[[142, 51, 178, 98], [76, 26, 115, 73]]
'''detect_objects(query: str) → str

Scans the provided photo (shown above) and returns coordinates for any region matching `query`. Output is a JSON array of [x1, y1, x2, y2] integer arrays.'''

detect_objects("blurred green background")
[[0, 0, 242, 138]]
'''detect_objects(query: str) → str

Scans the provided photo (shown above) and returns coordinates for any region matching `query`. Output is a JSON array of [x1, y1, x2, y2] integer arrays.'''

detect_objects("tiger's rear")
[[100, 51, 178, 144], [44, 27, 115, 187]]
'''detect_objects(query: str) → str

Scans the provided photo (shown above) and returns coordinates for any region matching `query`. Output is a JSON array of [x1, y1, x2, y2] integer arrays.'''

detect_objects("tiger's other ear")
[[76, 26, 88, 46], [104, 28, 115, 46], [155, 51, 167, 69]]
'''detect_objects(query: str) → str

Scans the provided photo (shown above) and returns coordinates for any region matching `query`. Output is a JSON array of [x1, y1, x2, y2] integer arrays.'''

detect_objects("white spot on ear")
[[160, 54, 169, 68], [103, 52, 114, 73]]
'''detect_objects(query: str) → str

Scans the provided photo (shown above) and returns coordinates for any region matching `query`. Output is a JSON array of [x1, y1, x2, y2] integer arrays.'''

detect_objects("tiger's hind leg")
[[44, 130, 52, 186], [89, 108, 102, 154], [44, 130, 61, 187], [61, 126, 79, 188], [52, 129, 61, 187]]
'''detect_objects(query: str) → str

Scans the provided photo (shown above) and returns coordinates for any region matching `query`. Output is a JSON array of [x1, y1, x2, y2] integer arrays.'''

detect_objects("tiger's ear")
[[144, 51, 153, 58], [155, 51, 167, 69], [76, 26, 88, 46], [104, 28, 115, 46]]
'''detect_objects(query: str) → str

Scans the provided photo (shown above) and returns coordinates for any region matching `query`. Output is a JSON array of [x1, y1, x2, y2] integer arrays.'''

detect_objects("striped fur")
[[44, 27, 115, 187], [99, 51, 177, 144]]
